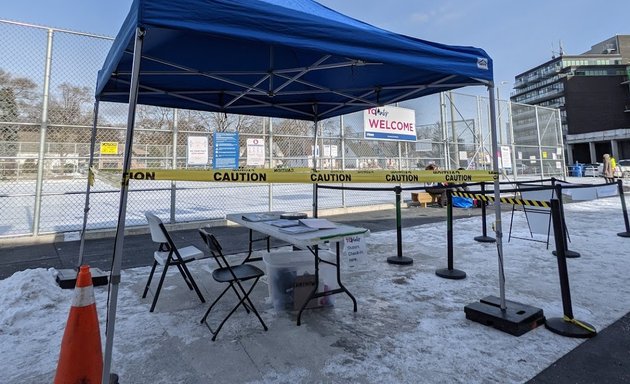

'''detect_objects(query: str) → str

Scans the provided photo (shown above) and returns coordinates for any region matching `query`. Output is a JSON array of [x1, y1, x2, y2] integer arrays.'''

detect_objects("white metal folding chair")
[[143, 212, 205, 312]]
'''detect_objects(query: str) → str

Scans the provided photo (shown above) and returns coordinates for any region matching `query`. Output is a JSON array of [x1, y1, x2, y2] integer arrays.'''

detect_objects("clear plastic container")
[[262, 250, 337, 310]]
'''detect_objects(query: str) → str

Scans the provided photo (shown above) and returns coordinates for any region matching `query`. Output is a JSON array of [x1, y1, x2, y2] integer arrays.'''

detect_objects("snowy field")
[[0, 179, 399, 236], [1, 193, 629, 383]]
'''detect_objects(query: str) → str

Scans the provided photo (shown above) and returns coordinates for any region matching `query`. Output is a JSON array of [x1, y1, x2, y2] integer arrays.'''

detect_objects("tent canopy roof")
[[96, 0, 493, 121]]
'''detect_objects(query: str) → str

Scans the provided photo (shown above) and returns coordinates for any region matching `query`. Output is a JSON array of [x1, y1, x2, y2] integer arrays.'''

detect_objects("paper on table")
[[298, 218, 336, 229], [242, 213, 281, 222], [267, 219, 300, 228], [278, 225, 319, 234]]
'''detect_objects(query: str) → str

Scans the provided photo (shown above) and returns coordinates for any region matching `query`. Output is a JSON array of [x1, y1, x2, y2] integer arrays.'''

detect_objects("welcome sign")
[[363, 105, 416, 142]]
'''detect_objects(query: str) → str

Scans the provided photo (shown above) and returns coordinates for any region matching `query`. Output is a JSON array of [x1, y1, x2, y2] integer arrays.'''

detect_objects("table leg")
[[297, 245, 320, 326], [296, 242, 358, 326], [335, 241, 357, 311]]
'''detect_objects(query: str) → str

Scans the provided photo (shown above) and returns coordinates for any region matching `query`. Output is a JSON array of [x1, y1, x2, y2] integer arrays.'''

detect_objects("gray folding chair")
[[143, 212, 205, 312], [198, 228, 268, 341]]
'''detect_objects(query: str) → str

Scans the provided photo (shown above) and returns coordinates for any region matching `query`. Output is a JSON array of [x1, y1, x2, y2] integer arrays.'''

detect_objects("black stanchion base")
[[386, 256, 413, 265], [474, 235, 496, 243], [545, 317, 597, 338], [552, 249, 581, 258], [617, 232, 630, 238], [55, 267, 109, 289], [464, 295, 545, 337], [110, 373, 120, 384], [435, 268, 466, 280]]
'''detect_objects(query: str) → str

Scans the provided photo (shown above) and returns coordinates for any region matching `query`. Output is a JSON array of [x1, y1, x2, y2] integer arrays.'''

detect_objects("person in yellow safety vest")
[[603, 154, 614, 183], [611, 156, 616, 170]]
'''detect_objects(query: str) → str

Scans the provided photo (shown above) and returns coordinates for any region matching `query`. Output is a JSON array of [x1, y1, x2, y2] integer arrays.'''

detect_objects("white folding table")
[[226, 212, 370, 325]]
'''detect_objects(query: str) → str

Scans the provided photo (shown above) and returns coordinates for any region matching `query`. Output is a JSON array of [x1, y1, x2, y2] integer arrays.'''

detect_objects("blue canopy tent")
[[92, 1, 504, 381]]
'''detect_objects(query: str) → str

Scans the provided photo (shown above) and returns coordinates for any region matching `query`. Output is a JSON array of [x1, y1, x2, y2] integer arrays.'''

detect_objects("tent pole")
[[312, 116, 319, 218], [102, 27, 145, 384], [77, 100, 100, 267], [488, 85, 506, 310]]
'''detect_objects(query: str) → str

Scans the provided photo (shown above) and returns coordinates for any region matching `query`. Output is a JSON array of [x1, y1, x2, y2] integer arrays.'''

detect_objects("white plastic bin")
[[262, 250, 338, 311]]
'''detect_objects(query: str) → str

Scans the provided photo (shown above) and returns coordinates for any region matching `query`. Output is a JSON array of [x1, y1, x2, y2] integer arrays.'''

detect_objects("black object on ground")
[[464, 295, 545, 336], [55, 267, 108, 289]]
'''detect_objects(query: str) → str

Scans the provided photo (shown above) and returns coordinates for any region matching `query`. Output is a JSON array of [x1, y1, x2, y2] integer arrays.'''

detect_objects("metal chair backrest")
[[198, 228, 229, 268]]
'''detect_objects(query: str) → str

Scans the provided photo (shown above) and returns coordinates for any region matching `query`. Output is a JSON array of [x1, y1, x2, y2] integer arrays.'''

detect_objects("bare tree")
[[48, 83, 92, 125], [210, 112, 258, 133], [0, 69, 38, 121]]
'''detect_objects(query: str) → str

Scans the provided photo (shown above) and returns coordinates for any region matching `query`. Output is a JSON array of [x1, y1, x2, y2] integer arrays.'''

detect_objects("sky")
[[2, 0, 629, 98], [1, 186, 629, 382]]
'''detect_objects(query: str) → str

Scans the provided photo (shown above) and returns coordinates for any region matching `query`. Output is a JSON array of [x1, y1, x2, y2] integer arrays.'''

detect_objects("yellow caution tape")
[[114, 168, 498, 184], [563, 315, 596, 333]]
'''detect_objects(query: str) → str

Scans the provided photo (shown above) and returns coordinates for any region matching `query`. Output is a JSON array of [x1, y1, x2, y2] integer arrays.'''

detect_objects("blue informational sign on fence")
[[213, 132, 240, 169]]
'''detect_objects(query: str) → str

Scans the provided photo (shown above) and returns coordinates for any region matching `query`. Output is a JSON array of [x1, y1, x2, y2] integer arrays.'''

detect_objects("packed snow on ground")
[[1, 194, 629, 383]]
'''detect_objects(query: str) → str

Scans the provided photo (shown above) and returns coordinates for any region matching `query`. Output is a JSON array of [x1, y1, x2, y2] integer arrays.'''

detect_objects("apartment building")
[[510, 35, 630, 164]]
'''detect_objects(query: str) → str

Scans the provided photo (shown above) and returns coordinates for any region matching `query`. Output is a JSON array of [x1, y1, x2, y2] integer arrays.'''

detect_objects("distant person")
[[602, 154, 614, 183], [425, 164, 448, 207]]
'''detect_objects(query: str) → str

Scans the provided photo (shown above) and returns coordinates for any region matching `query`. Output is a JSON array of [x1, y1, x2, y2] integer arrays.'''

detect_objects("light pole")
[[495, 80, 509, 146]]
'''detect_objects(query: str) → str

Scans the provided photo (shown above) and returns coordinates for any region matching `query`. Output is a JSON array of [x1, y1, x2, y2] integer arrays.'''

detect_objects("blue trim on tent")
[[96, 0, 493, 120]]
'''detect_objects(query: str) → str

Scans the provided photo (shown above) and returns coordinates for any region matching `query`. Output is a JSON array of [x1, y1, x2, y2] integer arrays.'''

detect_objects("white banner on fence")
[[323, 145, 338, 157], [187, 136, 208, 166], [363, 105, 416, 142], [246, 138, 265, 166]]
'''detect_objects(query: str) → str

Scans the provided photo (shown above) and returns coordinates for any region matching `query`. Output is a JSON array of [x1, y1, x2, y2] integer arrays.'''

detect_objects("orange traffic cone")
[[54, 265, 103, 383]]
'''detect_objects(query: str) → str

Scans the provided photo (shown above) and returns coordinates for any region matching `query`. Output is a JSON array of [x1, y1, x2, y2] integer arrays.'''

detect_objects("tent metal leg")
[[102, 27, 145, 384]]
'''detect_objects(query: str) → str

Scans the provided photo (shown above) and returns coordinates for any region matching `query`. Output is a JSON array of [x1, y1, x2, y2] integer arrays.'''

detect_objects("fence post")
[[535, 107, 545, 178], [170, 108, 178, 223], [268, 117, 273, 211], [340, 115, 346, 207], [33, 28, 54, 236]]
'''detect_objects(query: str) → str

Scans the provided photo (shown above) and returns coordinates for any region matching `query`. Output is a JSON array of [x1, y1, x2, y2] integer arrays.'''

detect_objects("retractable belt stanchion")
[[551, 183, 580, 258], [545, 198, 597, 338], [474, 182, 495, 243], [617, 179, 630, 238], [436, 189, 466, 279], [387, 186, 413, 265]]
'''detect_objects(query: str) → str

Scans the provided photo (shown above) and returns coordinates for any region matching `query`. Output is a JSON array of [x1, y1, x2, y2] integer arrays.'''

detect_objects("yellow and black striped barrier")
[[451, 191, 550, 208], [91, 167, 499, 186]]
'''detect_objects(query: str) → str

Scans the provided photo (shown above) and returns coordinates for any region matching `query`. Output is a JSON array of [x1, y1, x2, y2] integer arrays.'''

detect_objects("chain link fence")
[[0, 20, 564, 238]]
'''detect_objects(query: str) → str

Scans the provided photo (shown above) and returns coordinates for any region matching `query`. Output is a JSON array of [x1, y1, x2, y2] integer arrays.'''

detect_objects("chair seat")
[[212, 264, 264, 283], [154, 245, 203, 265]]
